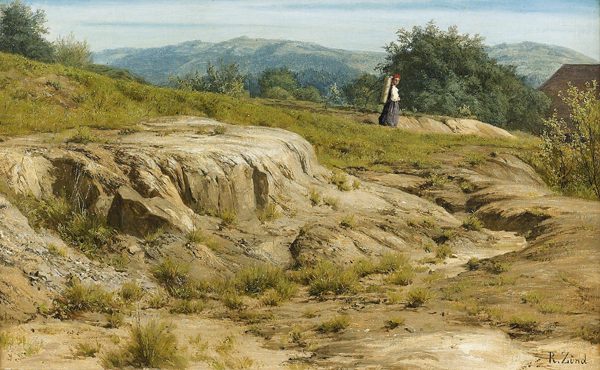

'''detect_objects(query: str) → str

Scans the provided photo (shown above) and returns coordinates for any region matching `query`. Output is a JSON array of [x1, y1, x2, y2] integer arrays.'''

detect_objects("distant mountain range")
[[93, 38, 597, 89], [486, 42, 597, 87]]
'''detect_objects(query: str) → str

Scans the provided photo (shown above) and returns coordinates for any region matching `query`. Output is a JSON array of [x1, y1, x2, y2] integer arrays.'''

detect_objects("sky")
[[19, 0, 600, 59]]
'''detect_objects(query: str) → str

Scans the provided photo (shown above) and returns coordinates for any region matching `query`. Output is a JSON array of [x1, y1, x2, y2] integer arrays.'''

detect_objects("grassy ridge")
[[0, 52, 538, 170]]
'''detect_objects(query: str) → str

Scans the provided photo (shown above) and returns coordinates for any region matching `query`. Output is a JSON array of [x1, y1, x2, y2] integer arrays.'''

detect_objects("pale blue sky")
[[21, 0, 600, 58]]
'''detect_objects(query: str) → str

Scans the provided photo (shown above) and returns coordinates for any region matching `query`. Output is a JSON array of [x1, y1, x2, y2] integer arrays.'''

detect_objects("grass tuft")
[[406, 287, 433, 308], [317, 315, 350, 333]]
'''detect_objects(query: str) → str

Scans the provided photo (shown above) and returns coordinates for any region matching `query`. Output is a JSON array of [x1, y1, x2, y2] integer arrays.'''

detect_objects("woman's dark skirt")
[[378, 100, 401, 127]]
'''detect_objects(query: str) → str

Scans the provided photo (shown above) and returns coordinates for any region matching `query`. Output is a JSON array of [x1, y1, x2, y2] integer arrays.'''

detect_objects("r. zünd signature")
[[549, 352, 588, 365]]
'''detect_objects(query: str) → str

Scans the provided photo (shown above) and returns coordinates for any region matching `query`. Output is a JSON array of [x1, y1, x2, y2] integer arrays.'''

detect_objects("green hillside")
[[93, 37, 385, 88], [0, 52, 536, 171], [487, 42, 597, 87]]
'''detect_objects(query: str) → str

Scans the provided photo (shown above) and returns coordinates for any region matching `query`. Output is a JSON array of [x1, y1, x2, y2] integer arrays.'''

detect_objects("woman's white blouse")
[[390, 86, 400, 102]]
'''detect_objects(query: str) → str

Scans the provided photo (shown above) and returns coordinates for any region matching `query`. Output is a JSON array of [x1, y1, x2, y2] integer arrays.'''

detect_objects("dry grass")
[[317, 315, 350, 333]]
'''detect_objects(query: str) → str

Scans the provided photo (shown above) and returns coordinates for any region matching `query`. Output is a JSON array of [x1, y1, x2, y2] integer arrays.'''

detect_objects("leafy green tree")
[[0, 0, 54, 61], [258, 67, 299, 97], [53, 33, 92, 67], [294, 86, 322, 102], [343, 73, 381, 110], [540, 81, 600, 199], [380, 22, 549, 130], [326, 83, 344, 106], [173, 61, 247, 97]]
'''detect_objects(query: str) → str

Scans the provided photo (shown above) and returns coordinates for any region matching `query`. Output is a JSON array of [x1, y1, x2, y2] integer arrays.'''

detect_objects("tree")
[[54, 33, 92, 67], [326, 83, 344, 106], [343, 73, 381, 110], [173, 61, 247, 97], [293, 86, 322, 102], [258, 68, 299, 97], [0, 0, 54, 61], [540, 81, 600, 199], [380, 22, 549, 130]]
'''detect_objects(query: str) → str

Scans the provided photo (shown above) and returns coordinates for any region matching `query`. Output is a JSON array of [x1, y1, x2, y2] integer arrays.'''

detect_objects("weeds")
[[106, 312, 124, 329], [435, 244, 453, 259], [317, 316, 350, 333], [509, 315, 539, 332], [102, 320, 186, 369], [47, 243, 67, 257], [297, 260, 358, 297], [119, 281, 144, 303], [169, 299, 205, 314], [466, 257, 480, 271], [233, 265, 295, 298], [339, 214, 356, 228], [54, 280, 117, 316], [406, 287, 433, 308], [462, 214, 483, 231], [386, 268, 415, 286], [308, 189, 321, 206], [218, 209, 237, 226], [323, 196, 339, 210], [72, 341, 101, 358], [330, 171, 351, 191], [375, 253, 410, 274], [384, 317, 405, 330], [257, 203, 280, 222]]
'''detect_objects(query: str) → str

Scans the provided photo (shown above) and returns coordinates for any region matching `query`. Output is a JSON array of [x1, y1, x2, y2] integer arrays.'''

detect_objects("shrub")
[[308, 189, 321, 205], [53, 33, 92, 67], [47, 243, 67, 257], [323, 196, 340, 210], [384, 317, 405, 330], [406, 287, 433, 308], [486, 260, 510, 274], [218, 209, 237, 226], [65, 126, 99, 144], [54, 280, 117, 316], [462, 214, 483, 231], [233, 264, 293, 297], [119, 281, 144, 303], [106, 312, 124, 329], [339, 214, 356, 229], [221, 292, 246, 310], [317, 315, 350, 333], [509, 315, 538, 332], [435, 244, 453, 259], [352, 258, 376, 277], [331, 171, 351, 191], [152, 258, 190, 296], [146, 292, 169, 309], [169, 299, 205, 314], [521, 291, 542, 304], [257, 203, 280, 222], [72, 341, 101, 358], [300, 261, 358, 297], [386, 268, 415, 286], [186, 228, 206, 244], [375, 253, 410, 273], [466, 257, 480, 271], [539, 82, 600, 199], [102, 320, 186, 369]]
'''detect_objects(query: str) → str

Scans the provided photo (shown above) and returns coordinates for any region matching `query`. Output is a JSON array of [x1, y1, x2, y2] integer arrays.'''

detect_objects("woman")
[[378, 74, 401, 127]]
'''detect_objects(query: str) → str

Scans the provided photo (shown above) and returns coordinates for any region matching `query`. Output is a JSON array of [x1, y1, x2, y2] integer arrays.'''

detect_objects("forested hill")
[[93, 37, 384, 87], [487, 41, 598, 87]]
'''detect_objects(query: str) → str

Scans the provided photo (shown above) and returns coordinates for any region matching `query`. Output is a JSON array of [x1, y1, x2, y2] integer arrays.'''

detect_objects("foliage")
[[298, 260, 358, 297], [173, 60, 247, 97], [53, 33, 92, 67], [406, 287, 433, 308], [317, 315, 350, 333], [343, 73, 381, 110], [462, 214, 483, 231], [326, 82, 344, 106], [54, 280, 117, 316], [72, 341, 101, 358], [293, 86, 322, 102], [539, 82, 600, 199], [119, 281, 144, 303], [383, 317, 405, 330], [380, 22, 549, 131], [259, 67, 299, 96], [0, 0, 54, 61], [102, 320, 186, 369], [233, 264, 294, 298]]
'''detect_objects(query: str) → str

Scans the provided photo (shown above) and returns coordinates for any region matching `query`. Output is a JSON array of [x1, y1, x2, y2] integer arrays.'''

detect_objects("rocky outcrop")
[[397, 116, 514, 138]]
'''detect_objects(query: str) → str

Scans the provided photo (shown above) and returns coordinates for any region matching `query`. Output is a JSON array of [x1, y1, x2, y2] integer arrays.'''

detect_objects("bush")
[[55, 280, 117, 316], [323, 196, 340, 210], [294, 86, 322, 102], [106, 312, 124, 329], [386, 268, 415, 286], [299, 260, 358, 297], [53, 33, 92, 67], [309, 189, 321, 205], [375, 253, 410, 274], [264, 86, 295, 100], [406, 287, 433, 308], [119, 281, 144, 303], [317, 315, 350, 333], [169, 299, 205, 314], [462, 214, 483, 231], [257, 203, 280, 222], [466, 257, 480, 271], [509, 315, 538, 332], [435, 244, 453, 259], [152, 258, 196, 298], [173, 60, 247, 97], [539, 81, 600, 199], [72, 341, 101, 358], [343, 73, 381, 110], [233, 264, 293, 297], [383, 317, 405, 330], [339, 214, 356, 229], [331, 171, 351, 191], [102, 320, 186, 369]]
